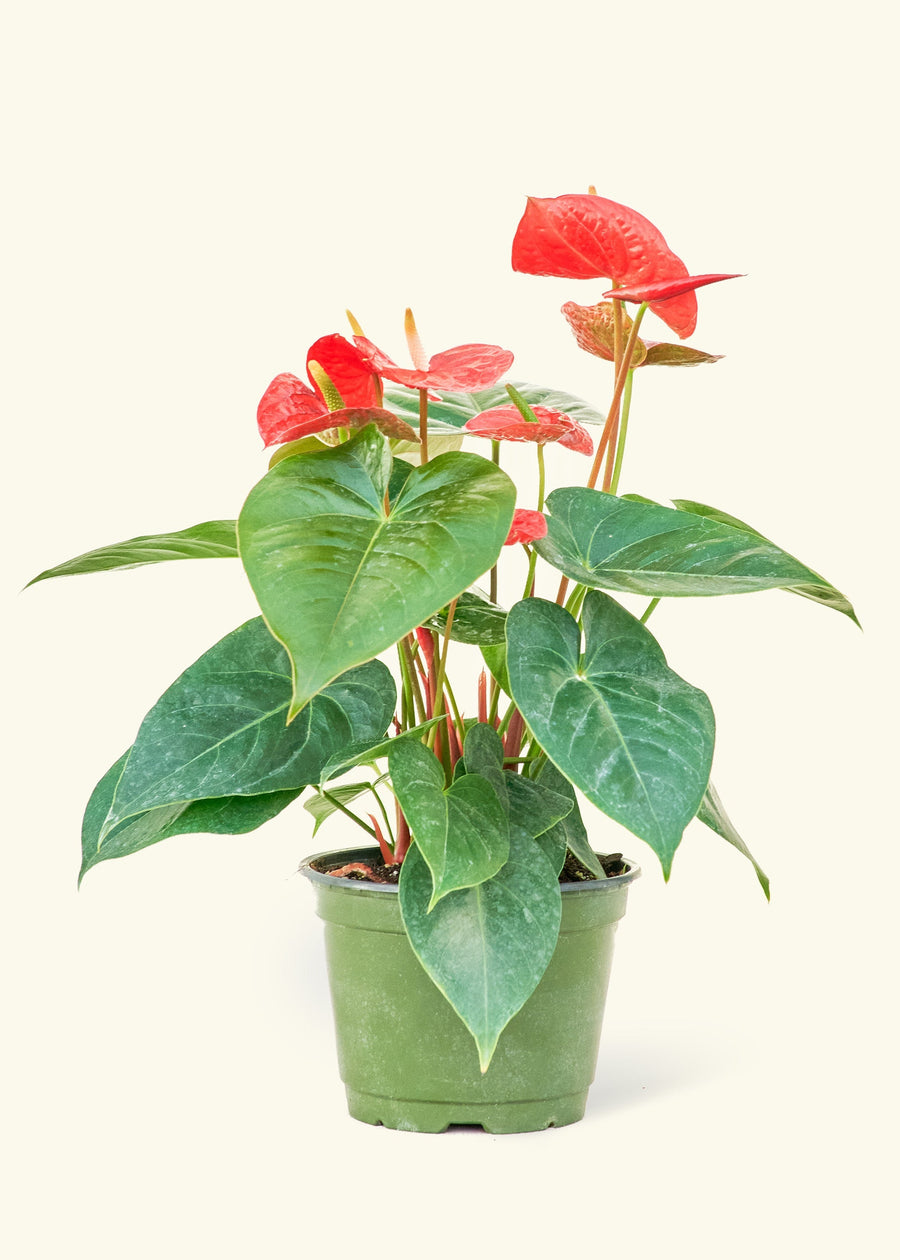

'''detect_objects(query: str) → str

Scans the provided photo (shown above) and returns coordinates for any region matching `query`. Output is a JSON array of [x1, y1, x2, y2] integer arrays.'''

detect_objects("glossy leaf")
[[303, 779, 388, 836], [27, 521, 238, 585], [460, 722, 508, 807], [534, 760, 606, 878], [536, 488, 857, 621], [506, 593, 715, 875], [81, 753, 300, 882], [314, 716, 446, 784], [238, 425, 516, 717], [697, 781, 770, 899], [481, 642, 511, 698], [511, 194, 698, 337], [382, 381, 606, 433], [399, 830, 561, 1071], [388, 739, 509, 907], [642, 342, 723, 367], [96, 617, 395, 841], [504, 773, 572, 873], [425, 589, 507, 645]]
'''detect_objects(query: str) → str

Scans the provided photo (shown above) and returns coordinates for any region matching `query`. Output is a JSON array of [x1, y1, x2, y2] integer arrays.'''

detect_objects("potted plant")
[[28, 191, 856, 1133]]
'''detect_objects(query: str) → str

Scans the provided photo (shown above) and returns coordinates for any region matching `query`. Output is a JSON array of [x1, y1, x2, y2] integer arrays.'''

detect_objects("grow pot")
[[301, 846, 640, 1133]]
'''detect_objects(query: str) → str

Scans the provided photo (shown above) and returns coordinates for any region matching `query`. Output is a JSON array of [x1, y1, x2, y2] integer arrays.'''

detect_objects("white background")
[[3, 2, 897, 1257]]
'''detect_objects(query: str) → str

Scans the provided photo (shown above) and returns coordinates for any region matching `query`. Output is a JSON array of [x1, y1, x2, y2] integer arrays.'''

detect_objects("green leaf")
[[303, 779, 388, 835], [383, 381, 606, 431], [536, 488, 857, 622], [237, 425, 516, 717], [460, 722, 508, 806], [506, 592, 715, 876], [389, 739, 509, 908], [481, 641, 511, 699], [696, 781, 770, 899], [27, 521, 238, 585], [670, 499, 859, 624], [504, 773, 572, 874], [80, 752, 301, 882], [97, 617, 395, 841], [534, 760, 606, 878], [399, 830, 562, 1071], [315, 716, 445, 784], [425, 589, 507, 645]]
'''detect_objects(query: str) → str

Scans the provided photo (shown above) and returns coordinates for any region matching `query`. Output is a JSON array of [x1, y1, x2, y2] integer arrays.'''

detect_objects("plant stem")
[[399, 634, 426, 726], [418, 387, 429, 464], [320, 790, 378, 839], [640, 597, 661, 623], [427, 598, 457, 749], [587, 302, 649, 492], [608, 369, 634, 496], [490, 440, 500, 604]]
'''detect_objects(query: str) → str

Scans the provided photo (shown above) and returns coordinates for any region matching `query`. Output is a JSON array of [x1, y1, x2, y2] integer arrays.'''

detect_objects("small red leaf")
[[642, 342, 724, 367], [464, 405, 593, 456], [504, 509, 548, 546], [602, 273, 742, 304], [561, 301, 648, 367]]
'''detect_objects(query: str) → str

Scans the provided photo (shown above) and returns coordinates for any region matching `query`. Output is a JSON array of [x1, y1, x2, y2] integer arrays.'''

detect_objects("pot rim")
[[299, 845, 641, 892]]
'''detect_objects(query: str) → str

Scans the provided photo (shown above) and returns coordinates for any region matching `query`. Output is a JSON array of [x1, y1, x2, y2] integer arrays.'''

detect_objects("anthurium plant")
[[29, 192, 856, 1071]]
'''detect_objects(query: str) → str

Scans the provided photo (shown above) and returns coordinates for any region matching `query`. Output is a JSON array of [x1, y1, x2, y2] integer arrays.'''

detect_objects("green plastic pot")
[[301, 846, 640, 1133]]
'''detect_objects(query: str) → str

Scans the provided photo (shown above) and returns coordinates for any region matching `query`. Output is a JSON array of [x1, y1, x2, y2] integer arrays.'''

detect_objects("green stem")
[[587, 302, 649, 492], [564, 582, 588, 619], [399, 635, 426, 726], [609, 369, 634, 496], [536, 442, 546, 513], [640, 597, 661, 624], [426, 598, 458, 749], [320, 790, 378, 839], [490, 440, 501, 604]]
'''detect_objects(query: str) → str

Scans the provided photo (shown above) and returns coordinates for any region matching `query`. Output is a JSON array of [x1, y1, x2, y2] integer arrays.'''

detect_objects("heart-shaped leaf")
[[98, 617, 395, 840], [536, 488, 857, 622], [696, 781, 770, 899], [534, 760, 605, 878], [81, 752, 301, 882], [506, 592, 715, 875], [383, 381, 606, 432], [238, 425, 516, 717], [389, 740, 509, 908], [426, 589, 507, 645], [27, 520, 238, 586], [399, 830, 561, 1071], [503, 773, 573, 873]]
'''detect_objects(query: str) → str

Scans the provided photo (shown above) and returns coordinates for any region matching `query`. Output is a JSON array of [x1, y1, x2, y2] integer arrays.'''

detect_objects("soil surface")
[[313, 850, 628, 885]]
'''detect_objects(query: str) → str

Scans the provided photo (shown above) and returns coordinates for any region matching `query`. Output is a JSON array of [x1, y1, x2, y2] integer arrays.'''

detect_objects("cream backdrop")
[[4, 2, 897, 1258]]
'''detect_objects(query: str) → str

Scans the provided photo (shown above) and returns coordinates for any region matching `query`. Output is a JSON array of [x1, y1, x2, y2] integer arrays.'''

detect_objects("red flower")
[[512, 194, 701, 338], [464, 405, 593, 456], [352, 310, 513, 392], [504, 509, 548, 546], [562, 301, 723, 368], [257, 334, 381, 447]]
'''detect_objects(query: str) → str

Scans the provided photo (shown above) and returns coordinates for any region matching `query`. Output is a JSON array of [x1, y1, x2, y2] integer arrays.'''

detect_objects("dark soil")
[[313, 850, 628, 885]]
